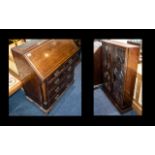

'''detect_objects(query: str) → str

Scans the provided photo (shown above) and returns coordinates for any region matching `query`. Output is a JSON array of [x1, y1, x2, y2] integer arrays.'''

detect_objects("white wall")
[[111, 39, 128, 43]]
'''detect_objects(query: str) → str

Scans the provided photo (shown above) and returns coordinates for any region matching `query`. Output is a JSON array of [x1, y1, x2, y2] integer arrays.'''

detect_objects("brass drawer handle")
[[54, 78, 60, 84], [68, 58, 73, 64], [55, 87, 60, 93], [54, 70, 60, 77], [67, 66, 72, 71], [55, 94, 59, 100]]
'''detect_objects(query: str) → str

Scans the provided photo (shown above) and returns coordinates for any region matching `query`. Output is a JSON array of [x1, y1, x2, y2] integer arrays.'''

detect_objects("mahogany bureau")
[[101, 40, 140, 112], [12, 39, 79, 112]]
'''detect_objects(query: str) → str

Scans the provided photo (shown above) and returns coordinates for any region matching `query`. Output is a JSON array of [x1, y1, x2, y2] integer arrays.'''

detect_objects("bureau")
[[12, 39, 79, 112], [101, 40, 140, 112]]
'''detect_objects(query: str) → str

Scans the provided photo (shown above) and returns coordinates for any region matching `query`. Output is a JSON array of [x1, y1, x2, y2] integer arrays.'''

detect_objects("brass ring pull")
[[55, 87, 60, 93], [54, 70, 60, 77], [55, 94, 59, 100], [54, 78, 60, 84], [68, 59, 73, 64]]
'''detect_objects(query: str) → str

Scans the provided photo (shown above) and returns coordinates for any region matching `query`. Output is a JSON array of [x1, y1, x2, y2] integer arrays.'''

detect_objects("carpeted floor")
[[9, 62, 81, 116], [9, 60, 136, 116], [94, 88, 137, 116]]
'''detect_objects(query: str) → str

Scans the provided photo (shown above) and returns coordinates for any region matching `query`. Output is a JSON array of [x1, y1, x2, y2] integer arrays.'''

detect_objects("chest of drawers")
[[12, 39, 79, 112], [101, 40, 140, 112]]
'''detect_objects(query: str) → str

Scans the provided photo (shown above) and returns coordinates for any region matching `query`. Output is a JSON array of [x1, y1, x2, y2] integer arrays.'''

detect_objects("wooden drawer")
[[65, 64, 74, 73], [46, 72, 66, 90], [46, 53, 77, 84], [47, 89, 64, 107], [47, 85, 62, 99], [46, 63, 66, 83], [66, 72, 74, 82], [62, 53, 79, 68], [43, 72, 74, 110], [46, 85, 68, 108], [43, 53, 76, 110], [46, 62, 74, 88], [47, 71, 74, 99]]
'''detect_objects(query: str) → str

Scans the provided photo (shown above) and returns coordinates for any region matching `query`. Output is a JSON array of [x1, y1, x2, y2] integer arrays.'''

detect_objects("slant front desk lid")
[[12, 39, 79, 81]]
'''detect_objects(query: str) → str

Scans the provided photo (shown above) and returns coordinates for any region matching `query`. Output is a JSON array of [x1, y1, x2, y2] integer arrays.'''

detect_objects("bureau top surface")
[[12, 39, 79, 80], [102, 40, 140, 48]]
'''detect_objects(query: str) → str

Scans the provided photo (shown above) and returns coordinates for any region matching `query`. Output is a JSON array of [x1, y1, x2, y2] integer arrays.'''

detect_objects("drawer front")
[[46, 84, 68, 107], [47, 85, 61, 98], [44, 53, 77, 106], [46, 52, 78, 83], [46, 59, 75, 85], [66, 72, 74, 82], [46, 72, 66, 90], [46, 71, 74, 100], [46, 62, 74, 89], [65, 64, 74, 73], [42, 76, 74, 110], [47, 72, 74, 101], [46, 87, 65, 109], [46, 63, 66, 84], [66, 53, 79, 66]]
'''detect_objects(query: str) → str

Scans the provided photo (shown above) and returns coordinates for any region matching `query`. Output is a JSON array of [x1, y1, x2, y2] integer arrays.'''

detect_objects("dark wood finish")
[[101, 40, 139, 112], [12, 39, 79, 112], [94, 41, 102, 85]]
